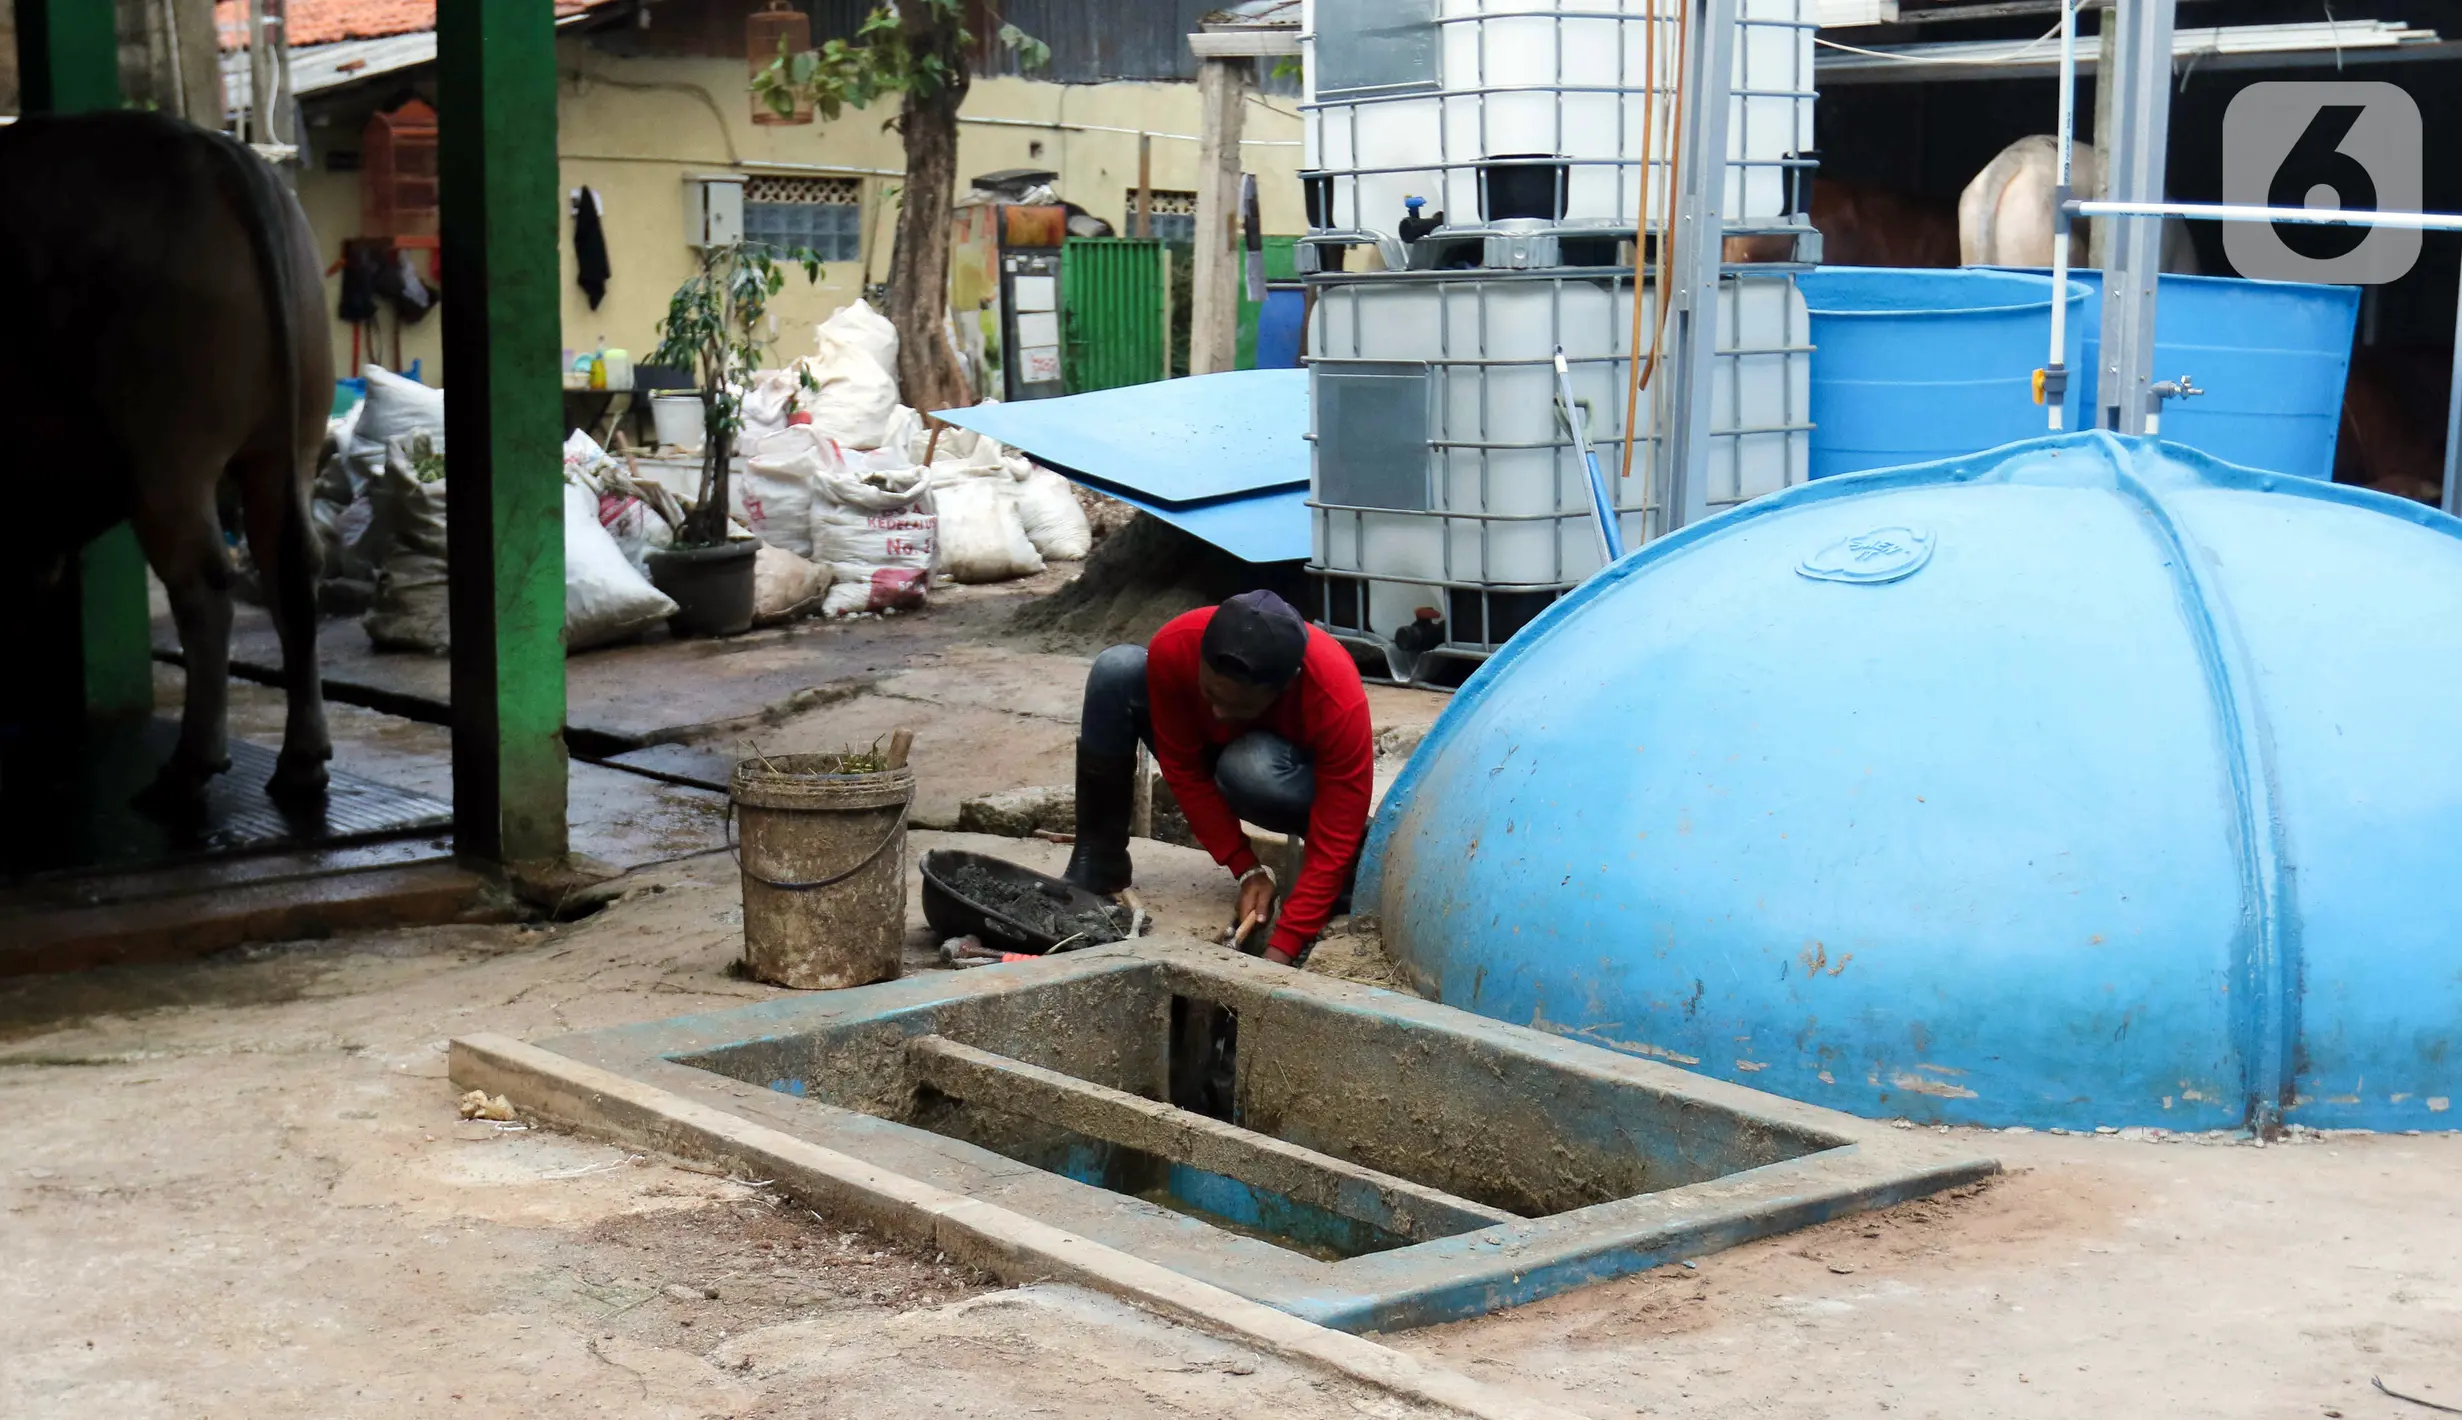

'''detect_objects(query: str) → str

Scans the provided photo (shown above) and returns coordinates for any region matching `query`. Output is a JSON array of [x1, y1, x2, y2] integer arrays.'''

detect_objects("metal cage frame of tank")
[[1304, 263, 1811, 680], [1296, 0, 1817, 267]]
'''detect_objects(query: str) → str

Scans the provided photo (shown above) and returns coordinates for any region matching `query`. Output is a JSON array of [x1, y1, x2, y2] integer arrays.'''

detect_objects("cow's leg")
[[234, 445, 331, 802], [129, 488, 234, 810]]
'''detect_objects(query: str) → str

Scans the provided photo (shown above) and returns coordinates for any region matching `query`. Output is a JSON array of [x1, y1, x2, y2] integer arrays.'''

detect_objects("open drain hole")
[[680, 958, 1842, 1266], [1168, 993, 1237, 1123]]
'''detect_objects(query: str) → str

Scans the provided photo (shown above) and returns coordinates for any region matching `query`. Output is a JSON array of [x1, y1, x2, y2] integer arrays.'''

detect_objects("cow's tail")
[[205, 126, 330, 782], [209, 126, 317, 580], [209, 128, 306, 490]]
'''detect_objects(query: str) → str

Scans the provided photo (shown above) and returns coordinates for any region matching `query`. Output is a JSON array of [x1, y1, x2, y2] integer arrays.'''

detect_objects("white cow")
[[1960, 134, 2199, 273]]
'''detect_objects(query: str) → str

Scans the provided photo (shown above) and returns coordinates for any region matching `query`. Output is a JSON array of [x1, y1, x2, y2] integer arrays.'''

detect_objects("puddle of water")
[[1035, 1139, 1408, 1261]]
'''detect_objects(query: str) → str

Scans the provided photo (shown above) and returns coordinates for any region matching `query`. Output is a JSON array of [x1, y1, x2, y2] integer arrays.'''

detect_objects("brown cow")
[[0, 111, 332, 809], [2335, 344, 2449, 506], [1724, 178, 1961, 268]]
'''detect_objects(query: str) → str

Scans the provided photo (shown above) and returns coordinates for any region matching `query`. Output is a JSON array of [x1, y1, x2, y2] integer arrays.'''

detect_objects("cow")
[[0, 111, 332, 810], [1724, 178, 1960, 267], [1960, 134, 2199, 273], [2335, 344, 2449, 506]]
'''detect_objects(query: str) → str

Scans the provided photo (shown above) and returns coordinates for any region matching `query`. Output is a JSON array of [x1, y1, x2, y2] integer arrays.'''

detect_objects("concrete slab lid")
[[932, 369, 1307, 508]]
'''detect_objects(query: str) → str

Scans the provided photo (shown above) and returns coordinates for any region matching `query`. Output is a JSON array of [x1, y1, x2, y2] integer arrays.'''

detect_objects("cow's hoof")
[[133, 757, 226, 819], [267, 754, 331, 805]]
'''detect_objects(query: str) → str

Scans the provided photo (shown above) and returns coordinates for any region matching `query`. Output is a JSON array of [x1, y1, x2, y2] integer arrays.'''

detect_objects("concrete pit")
[[454, 939, 1995, 1333]]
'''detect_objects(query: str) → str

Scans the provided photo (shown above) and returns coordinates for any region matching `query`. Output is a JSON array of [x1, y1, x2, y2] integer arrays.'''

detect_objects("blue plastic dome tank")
[[1361, 433, 2462, 1133]]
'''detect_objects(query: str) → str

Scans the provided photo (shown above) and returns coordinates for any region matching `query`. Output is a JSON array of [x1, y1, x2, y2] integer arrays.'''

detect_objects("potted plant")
[[646, 240, 817, 637]]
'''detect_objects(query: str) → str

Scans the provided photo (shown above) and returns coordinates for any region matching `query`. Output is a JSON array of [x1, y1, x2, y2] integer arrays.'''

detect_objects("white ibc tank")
[[1300, 0, 1814, 240], [1307, 269, 1810, 650]]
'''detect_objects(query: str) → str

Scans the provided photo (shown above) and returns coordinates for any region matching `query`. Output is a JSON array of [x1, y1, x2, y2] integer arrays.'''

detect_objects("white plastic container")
[[1300, 0, 1814, 242], [651, 393, 706, 452], [1306, 269, 1810, 652]]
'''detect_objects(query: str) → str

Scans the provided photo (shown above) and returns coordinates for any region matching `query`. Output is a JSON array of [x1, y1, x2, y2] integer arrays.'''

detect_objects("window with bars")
[[742, 175, 864, 263], [1123, 189, 1199, 245]]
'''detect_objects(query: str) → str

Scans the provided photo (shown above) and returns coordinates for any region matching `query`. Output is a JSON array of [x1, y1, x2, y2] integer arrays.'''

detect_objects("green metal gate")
[[1062, 238, 1167, 394]]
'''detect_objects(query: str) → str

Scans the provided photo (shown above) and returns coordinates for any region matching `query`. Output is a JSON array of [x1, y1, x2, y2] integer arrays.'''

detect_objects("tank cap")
[[1797, 526, 1935, 585]]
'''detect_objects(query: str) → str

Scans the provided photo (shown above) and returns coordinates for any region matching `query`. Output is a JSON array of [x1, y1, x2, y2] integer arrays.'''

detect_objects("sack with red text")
[[810, 463, 936, 616]]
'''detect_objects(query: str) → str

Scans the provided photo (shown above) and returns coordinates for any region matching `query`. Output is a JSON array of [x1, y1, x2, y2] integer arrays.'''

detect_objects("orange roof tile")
[[216, 0, 609, 51]]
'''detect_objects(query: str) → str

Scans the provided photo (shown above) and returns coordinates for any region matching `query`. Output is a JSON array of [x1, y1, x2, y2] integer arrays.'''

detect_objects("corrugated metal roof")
[[975, 0, 1226, 83], [1817, 17, 2446, 82], [223, 32, 437, 102]]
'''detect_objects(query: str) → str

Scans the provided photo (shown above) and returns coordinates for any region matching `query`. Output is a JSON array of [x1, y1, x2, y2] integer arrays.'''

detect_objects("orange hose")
[[1637, 0, 1690, 399], [1617, 0, 1659, 485]]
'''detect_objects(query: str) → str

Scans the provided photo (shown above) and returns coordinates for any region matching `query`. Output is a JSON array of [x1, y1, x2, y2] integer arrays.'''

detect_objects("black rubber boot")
[[1063, 748, 1137, 895]]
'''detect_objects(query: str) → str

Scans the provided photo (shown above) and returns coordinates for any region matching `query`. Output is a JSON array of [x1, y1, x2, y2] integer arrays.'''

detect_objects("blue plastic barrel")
[[1255, 287, 1306, 370], [2038, 270, 2359, 481], [1798, 268, 2089, 479]]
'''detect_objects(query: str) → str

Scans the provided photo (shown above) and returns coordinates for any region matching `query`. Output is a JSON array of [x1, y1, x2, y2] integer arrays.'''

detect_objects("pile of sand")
[[1012, 512, 1306, 651]]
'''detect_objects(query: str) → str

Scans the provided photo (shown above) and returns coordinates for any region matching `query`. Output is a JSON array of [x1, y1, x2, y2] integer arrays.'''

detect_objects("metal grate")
[[0, 726, 454, 883], [1125, 189, 1200, 245], [746, 175, 862, 205]]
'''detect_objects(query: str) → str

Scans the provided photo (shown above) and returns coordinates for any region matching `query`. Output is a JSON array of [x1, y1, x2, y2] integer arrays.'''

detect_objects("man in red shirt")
[[1063, 591, 1374, 965]]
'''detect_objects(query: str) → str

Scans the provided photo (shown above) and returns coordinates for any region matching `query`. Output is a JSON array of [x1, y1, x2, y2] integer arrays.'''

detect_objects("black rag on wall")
[[573, 187, 611, 310]]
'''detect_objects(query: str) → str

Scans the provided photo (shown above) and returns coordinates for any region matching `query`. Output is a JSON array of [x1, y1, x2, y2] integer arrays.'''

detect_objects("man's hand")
[[1233, 871, 1277, 953]]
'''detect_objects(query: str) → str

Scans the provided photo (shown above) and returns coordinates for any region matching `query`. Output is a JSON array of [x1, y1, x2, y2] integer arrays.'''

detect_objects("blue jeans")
[[1080, 643, 1314, 836]]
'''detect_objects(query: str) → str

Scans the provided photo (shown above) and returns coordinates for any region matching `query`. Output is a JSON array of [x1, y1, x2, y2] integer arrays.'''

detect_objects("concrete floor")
[[12, 587, 2453, 1417]]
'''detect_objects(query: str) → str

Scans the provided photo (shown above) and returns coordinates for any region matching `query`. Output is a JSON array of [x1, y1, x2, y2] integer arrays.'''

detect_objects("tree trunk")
[[885, 4, 974, 415], [0, 4, 18, 115]]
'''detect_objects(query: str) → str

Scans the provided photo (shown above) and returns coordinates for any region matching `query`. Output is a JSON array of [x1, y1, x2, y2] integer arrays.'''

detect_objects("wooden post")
[[1189, 57, 1251, 376], [1135, 131, 1153, 239], [15, 0, 153, 724], [438, 0, 568, 867]]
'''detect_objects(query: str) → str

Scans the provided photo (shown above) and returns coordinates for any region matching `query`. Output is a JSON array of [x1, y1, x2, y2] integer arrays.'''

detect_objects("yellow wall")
[[304, 37, 1305, 393]]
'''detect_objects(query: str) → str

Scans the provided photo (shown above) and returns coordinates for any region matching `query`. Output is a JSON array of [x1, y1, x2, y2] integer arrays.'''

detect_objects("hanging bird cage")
[[749, 0, 814, 126], [361, 98, 439, 238]]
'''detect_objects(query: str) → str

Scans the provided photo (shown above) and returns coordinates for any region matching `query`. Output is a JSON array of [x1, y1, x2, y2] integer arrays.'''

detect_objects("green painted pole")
[[438, 0, 568, 866], [16, 0, 155, 722]]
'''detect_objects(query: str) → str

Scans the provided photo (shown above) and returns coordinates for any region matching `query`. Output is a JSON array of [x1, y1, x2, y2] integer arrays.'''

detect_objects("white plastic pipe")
[[2047, 0, 2077, 431], [2071, 199, 2462, 231]]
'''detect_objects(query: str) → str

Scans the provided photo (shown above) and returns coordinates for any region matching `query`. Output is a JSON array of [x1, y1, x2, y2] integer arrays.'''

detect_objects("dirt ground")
[[0, 835, 1453, 1419], [9, 593, 2461, 1418], [1401, 1128, 2462, 1420]]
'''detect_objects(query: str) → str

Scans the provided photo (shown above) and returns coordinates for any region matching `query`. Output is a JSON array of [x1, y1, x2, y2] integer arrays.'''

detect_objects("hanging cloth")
[[573, 187, 612, 310]]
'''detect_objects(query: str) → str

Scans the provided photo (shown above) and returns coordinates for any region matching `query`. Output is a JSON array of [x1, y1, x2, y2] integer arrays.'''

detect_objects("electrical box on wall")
[[684, 174, 746, 248]]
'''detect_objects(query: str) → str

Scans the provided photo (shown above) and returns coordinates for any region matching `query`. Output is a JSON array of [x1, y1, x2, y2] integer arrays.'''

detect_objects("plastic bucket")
[[651, 393, 705, 452], [732, 755, 916, 989], [1993, 269, 2359, 480], [1800, 268, 2090, 478]]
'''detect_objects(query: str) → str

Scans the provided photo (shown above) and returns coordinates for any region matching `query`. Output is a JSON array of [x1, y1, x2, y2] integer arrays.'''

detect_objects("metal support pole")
[[1657, 0, 1739, 536], [1135, 131, 1153, 240], [14, 0, 153, 724], [2094, 0, 2176, 436], [438, 0, 568, 867]]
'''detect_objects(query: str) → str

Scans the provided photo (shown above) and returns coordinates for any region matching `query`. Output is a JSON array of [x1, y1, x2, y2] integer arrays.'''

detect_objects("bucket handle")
[[725, 799, 911, 892]]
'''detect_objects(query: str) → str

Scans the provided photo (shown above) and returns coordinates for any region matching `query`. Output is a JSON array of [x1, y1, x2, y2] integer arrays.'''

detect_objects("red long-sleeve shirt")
[[1145, 607, 1374, 958]]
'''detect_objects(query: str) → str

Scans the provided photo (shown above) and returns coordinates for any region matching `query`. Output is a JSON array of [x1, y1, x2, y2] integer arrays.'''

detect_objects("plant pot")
[[648, 539, 759, 638]]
